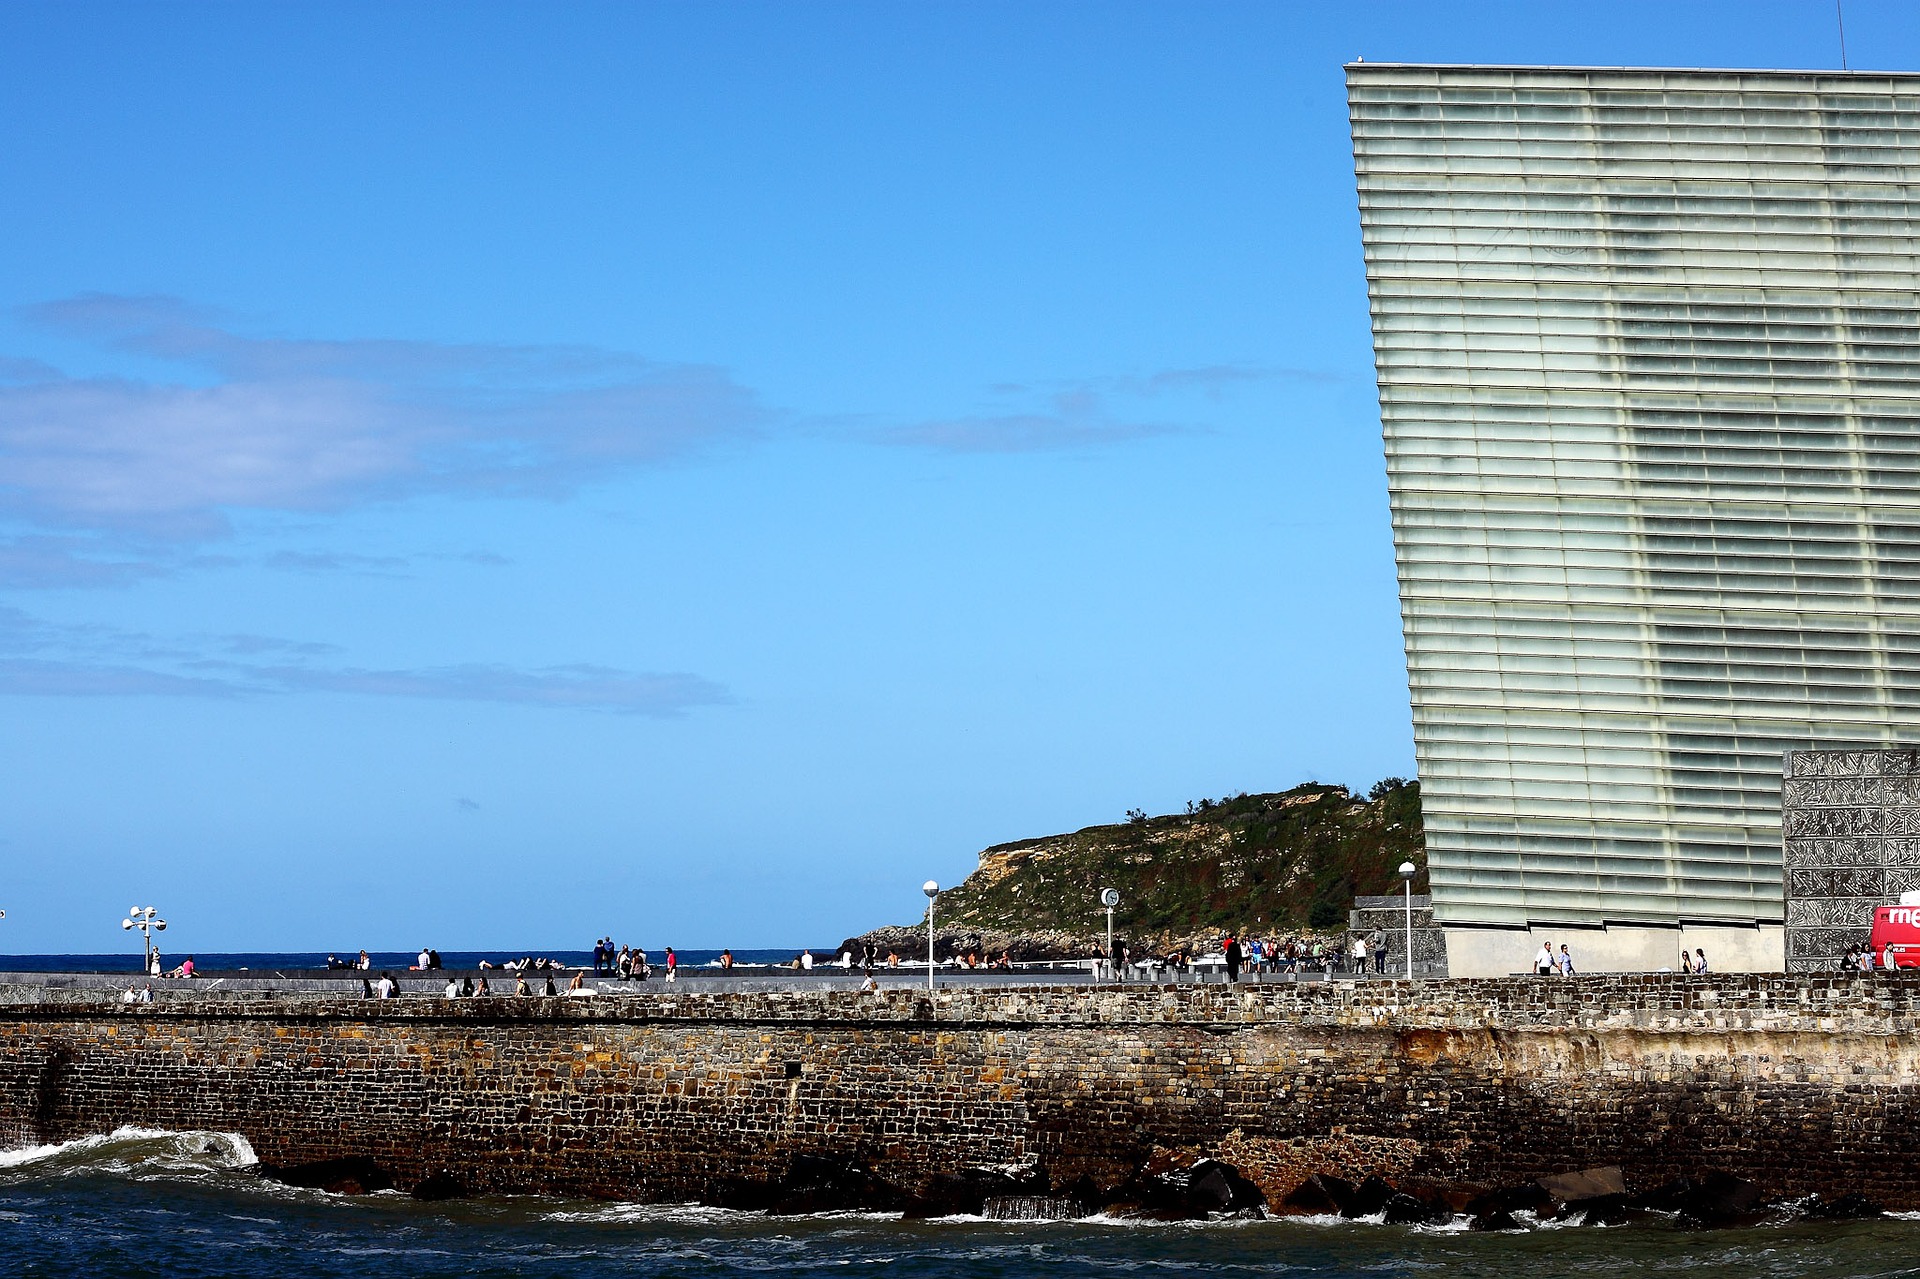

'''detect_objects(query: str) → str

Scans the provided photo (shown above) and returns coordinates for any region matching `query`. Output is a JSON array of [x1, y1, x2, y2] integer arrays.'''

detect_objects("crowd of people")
[[1097, 930, 1401, 982]]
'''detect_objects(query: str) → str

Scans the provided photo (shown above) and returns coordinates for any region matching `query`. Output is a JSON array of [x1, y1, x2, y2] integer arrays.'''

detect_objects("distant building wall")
[[1783, 747, 1920, 971], [1441, 923, 1783, 979], [1350, 64, 1920, 938]]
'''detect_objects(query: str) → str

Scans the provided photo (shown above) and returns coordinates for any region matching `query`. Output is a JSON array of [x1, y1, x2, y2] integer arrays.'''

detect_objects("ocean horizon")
[[0, 949, 853, 975]]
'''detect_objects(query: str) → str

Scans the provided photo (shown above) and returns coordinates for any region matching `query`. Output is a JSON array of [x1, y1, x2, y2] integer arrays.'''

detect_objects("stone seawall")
[[2, 974, 1917, 1207]]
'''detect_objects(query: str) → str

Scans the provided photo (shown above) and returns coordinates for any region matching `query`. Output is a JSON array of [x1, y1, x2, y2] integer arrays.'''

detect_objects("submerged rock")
[[1278, 1173, 1354, 1216], [1802, 1192, 1885, 1221], [410, 1170, 469, 1201], [1339, 1175, 1398, 1219], [1109, 1158, 1267, 1220], [765, 1153, 906, 1216], [1637, 1172, 1770, 1228], [904, 1168, 1040, 1218], [256, 1156, 394, 1196]]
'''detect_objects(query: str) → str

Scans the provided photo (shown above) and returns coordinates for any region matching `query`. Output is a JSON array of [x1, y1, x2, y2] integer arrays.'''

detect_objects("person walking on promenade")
[[544, 971, 558, 997], [665, 947, 677, 983], [475, 975, 490, 996], [515, 972, 530, 997], [1110, 936, 1128, 983], [376, 973, 397, 999], [1350, 934, 1368, 975], [1224, 934, 1243, 984], [1373, 930, 1388, 974], [444, 974, 460, 998], [1693, 948, 1710, 974], [1535, 941, 1555, 975], [1557, 944, 1575, 977]]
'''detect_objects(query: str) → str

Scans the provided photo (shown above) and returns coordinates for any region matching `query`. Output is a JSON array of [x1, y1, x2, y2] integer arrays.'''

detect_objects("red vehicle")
[[1867, 905, 1920, 968]]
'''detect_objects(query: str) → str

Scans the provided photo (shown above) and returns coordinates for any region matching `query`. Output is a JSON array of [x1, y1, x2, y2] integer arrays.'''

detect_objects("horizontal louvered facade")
[[1349, 64, 1920, 936]]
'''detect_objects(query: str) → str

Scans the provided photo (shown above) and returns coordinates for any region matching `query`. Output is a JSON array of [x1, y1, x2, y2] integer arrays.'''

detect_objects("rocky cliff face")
[[847, 781, 1425, 960]]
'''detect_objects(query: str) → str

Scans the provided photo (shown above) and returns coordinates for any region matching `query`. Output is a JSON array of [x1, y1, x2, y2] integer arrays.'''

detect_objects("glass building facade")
[[1348, 65, 1920, 934]]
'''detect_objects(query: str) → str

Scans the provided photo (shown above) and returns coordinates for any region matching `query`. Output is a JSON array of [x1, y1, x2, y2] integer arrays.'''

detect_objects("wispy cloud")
[[255, 662, 727, 715], [0, 295, 768, 581], [0, 605, 726, 716], [875, 363, 1319, 455], [263, 550, 410, 576], [883, 386, 1195, 455], [0, 658, 241, 698]]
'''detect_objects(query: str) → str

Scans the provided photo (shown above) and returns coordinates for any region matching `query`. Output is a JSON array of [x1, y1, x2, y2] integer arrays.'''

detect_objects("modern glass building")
[[1348, 64, 1920, 973]]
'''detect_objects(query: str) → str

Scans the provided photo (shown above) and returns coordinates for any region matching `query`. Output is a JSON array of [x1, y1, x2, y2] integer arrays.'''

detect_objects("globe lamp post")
[[1397, 863, 1417, 980], [923, 881, 940, 992]]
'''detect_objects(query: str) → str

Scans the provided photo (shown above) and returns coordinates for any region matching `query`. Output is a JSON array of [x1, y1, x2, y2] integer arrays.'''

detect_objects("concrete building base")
[[1443, 923, 1784, 978]]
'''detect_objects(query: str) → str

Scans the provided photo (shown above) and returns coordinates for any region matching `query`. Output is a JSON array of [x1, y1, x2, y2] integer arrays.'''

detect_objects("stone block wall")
[[7, 977, 1920, 1206], [1783, 747, 1920, 971]]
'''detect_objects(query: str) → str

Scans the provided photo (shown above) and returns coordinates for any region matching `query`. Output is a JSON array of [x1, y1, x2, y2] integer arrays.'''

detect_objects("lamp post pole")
[[1398, 863, 1416, 980], [1099, 888, 1120, 982], [923, 881, 939, 992]]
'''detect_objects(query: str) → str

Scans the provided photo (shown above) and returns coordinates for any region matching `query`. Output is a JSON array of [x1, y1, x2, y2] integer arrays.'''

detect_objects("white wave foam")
[[0, 1126, 256, 1178]]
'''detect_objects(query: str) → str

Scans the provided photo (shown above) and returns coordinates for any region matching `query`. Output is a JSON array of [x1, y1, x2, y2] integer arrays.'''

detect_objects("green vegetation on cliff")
[[912, 780, 1426, 951]]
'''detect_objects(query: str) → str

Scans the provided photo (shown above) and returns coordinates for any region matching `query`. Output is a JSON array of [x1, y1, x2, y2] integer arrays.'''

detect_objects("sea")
[[0, 949, 819, 975], [2, 956, 1915, 1277]]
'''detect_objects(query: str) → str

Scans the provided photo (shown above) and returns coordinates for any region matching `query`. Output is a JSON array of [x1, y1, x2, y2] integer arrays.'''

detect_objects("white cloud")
[[0, 295, 766, 547]]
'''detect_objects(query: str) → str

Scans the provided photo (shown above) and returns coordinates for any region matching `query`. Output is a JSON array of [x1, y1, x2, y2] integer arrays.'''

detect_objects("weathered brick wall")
[[4, 975, 1920, 1204]]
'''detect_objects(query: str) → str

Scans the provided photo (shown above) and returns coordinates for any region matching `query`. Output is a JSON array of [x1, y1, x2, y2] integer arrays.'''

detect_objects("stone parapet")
[[5, 974, 1920, 1208]]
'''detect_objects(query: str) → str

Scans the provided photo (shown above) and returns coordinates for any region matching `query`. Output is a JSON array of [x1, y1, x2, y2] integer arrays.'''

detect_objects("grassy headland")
[[846, 780, 1426, 960]]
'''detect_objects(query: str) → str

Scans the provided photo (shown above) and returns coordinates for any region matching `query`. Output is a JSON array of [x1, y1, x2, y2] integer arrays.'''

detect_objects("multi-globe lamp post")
[[123, 905, 166, 975], [922, 880, 939, 992]]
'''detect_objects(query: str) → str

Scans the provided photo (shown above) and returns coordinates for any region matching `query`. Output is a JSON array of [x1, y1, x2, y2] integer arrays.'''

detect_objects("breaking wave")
[[0, 1126, 256, 1183]]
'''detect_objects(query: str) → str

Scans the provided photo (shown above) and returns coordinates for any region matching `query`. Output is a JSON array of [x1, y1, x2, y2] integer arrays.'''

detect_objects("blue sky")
[[0, 1, 1911, 952]]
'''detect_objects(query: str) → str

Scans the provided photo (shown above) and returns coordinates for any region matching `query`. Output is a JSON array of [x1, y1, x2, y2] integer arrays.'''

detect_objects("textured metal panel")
[[1351, 64, 1920, 929]]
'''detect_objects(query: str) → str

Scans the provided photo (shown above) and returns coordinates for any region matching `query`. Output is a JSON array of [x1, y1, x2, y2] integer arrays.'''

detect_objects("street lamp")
[[1100, 888, 1120, 981], [1397, 863, 1417, 980], [122, 905, 167, 976], [923, 881, 939, 992]]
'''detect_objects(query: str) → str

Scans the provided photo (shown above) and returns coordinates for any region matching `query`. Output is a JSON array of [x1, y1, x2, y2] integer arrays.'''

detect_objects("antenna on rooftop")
[[1837, 0, 1850, 71]]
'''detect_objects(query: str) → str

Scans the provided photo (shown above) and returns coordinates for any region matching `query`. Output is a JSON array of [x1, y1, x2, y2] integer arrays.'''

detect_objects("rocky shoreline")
[[255, 1151, 1888, 1230]]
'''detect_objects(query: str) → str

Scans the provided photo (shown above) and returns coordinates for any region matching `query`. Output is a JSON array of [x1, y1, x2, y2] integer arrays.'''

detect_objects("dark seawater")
[[3, 1131, 1917, 1279], [0, 951, 817, 975]]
